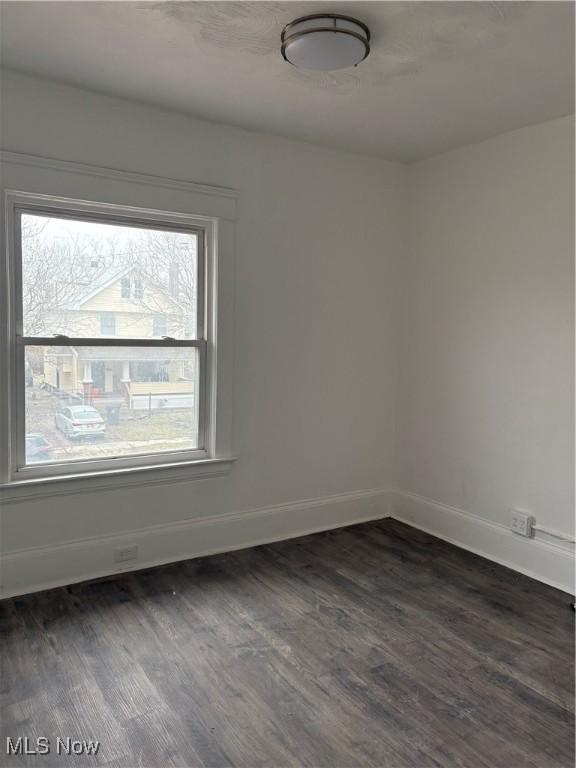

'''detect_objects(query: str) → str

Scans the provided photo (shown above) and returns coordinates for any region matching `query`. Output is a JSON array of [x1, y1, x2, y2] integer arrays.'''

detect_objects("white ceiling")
[[1, 1, 574, 162]]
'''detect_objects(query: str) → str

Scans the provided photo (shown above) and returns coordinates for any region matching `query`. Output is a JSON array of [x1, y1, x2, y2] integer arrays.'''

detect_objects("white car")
[[54, 405, 106, 439]]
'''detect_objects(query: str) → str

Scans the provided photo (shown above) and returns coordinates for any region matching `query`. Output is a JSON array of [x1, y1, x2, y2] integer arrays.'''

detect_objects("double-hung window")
[[4, 192, 219, 480]]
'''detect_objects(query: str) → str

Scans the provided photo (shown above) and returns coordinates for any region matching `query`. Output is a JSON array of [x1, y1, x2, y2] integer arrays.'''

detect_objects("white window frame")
[[0, 152, 237, 496]]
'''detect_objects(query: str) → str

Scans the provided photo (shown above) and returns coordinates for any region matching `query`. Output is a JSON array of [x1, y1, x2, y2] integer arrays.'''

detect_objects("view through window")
[[19, 211, 204, 468]]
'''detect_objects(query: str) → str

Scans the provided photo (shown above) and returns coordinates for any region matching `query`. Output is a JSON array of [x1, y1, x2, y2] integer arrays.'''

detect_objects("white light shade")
[[281, 15, 370, 71]]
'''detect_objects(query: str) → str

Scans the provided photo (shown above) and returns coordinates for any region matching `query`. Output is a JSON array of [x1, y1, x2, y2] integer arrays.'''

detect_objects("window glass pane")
[[24, 345, 200, 465], [152, 314, 168, 337], [20, 213, 199, 339], [100, 313, 116, 336]]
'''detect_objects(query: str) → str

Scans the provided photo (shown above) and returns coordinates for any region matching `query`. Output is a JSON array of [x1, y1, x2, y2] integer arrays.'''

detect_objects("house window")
[[121, 276, 144, 300], [100, 312, 116, 336], [152, 314, 167, 337], [183, 314, 196, 340], [134, 277, 144, 300], [4, 192, 219, 481]]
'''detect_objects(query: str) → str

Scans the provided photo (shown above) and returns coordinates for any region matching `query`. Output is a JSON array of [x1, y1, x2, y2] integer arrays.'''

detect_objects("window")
[[120, 276, 144, 300], [152, 314, 168, 337], [1, 159, 236, 493], [4, 192, 217, 481], [183, 315, 194, 339], [100, 312, 116, 336]]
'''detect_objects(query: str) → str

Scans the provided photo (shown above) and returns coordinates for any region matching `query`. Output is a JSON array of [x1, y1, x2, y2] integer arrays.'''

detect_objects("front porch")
[[43, 346, 195, 411]]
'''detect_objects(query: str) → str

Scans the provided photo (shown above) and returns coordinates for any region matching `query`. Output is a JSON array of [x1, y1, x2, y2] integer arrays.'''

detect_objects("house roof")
[[62, 265, 185, 312], [62, 266, 131, 310]]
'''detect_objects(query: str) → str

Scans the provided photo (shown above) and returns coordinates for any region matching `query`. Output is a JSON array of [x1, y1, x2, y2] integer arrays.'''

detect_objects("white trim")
[[2, 486, 572, 599], [0, 151, 238, 204], [390, 489, 575, 594], [0, 161, 237, 486], [0, 488, 392, 599], [0, 457, 236, 503]]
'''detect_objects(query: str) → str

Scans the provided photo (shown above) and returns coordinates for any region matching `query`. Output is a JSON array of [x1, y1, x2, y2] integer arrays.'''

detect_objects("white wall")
[[395, 116, 574, 590], [0, 72, 403, 594], [1, 72, 573, 596]]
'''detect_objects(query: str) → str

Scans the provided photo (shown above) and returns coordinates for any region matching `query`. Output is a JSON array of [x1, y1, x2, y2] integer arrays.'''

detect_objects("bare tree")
[[21, 215, 113, 337], [21, 216, 197, 338], [124, 230, 198, 337]]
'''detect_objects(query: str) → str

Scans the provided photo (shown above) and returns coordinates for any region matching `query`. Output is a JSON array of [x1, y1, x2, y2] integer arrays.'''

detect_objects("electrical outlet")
[[510, 510, 534, 538], [114, 544, 138, 563]]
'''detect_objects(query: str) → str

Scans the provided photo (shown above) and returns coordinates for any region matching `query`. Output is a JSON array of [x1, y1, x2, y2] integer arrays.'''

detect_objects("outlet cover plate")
[[114, 544, 138, 563], [510, 510, 534, 538]]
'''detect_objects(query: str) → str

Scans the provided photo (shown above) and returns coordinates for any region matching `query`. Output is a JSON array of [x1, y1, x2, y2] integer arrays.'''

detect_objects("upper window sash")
[[14, 206, 207, 343]]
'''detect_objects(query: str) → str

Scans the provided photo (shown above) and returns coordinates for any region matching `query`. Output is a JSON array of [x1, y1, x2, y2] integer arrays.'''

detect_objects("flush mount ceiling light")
[[281, 14, 370, 71]]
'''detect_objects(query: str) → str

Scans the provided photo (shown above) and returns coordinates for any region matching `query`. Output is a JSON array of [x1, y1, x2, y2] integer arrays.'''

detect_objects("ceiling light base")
[[281, 14, 370, 71]]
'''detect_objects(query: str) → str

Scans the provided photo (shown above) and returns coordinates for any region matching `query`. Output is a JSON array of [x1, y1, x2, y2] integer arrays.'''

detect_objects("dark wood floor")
[[1, 519, 573, 768]]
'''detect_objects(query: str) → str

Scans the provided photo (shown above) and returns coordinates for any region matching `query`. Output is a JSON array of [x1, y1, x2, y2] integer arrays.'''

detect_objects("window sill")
[[0, 457, 236, 503]]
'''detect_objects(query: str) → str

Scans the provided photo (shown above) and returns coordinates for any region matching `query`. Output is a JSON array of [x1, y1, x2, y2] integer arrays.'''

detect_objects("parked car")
[[54, 405, 106, 439], [25, 433, 53, 463]]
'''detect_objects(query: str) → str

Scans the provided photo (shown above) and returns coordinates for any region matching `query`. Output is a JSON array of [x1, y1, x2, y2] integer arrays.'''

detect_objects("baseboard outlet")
[[391, 489, 575, 594], [0, 488, 392, 599]]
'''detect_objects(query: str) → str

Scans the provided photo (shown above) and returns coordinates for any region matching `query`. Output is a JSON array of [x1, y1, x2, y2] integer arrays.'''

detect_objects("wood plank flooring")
[[1, 519, 573, 767]]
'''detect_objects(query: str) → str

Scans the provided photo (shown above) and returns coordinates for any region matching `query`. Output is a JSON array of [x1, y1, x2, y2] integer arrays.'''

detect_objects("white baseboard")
[[0, 488, 392, 599], [3, 487, 572, 600], [391, 489, 575, 594]]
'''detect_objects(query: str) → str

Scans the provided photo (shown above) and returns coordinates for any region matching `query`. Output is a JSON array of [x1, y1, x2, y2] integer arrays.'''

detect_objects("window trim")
[[3, 189, 224, 483]]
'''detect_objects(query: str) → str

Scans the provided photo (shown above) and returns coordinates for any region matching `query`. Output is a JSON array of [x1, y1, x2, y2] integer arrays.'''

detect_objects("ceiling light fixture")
[[281, 14, 370, 71]]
